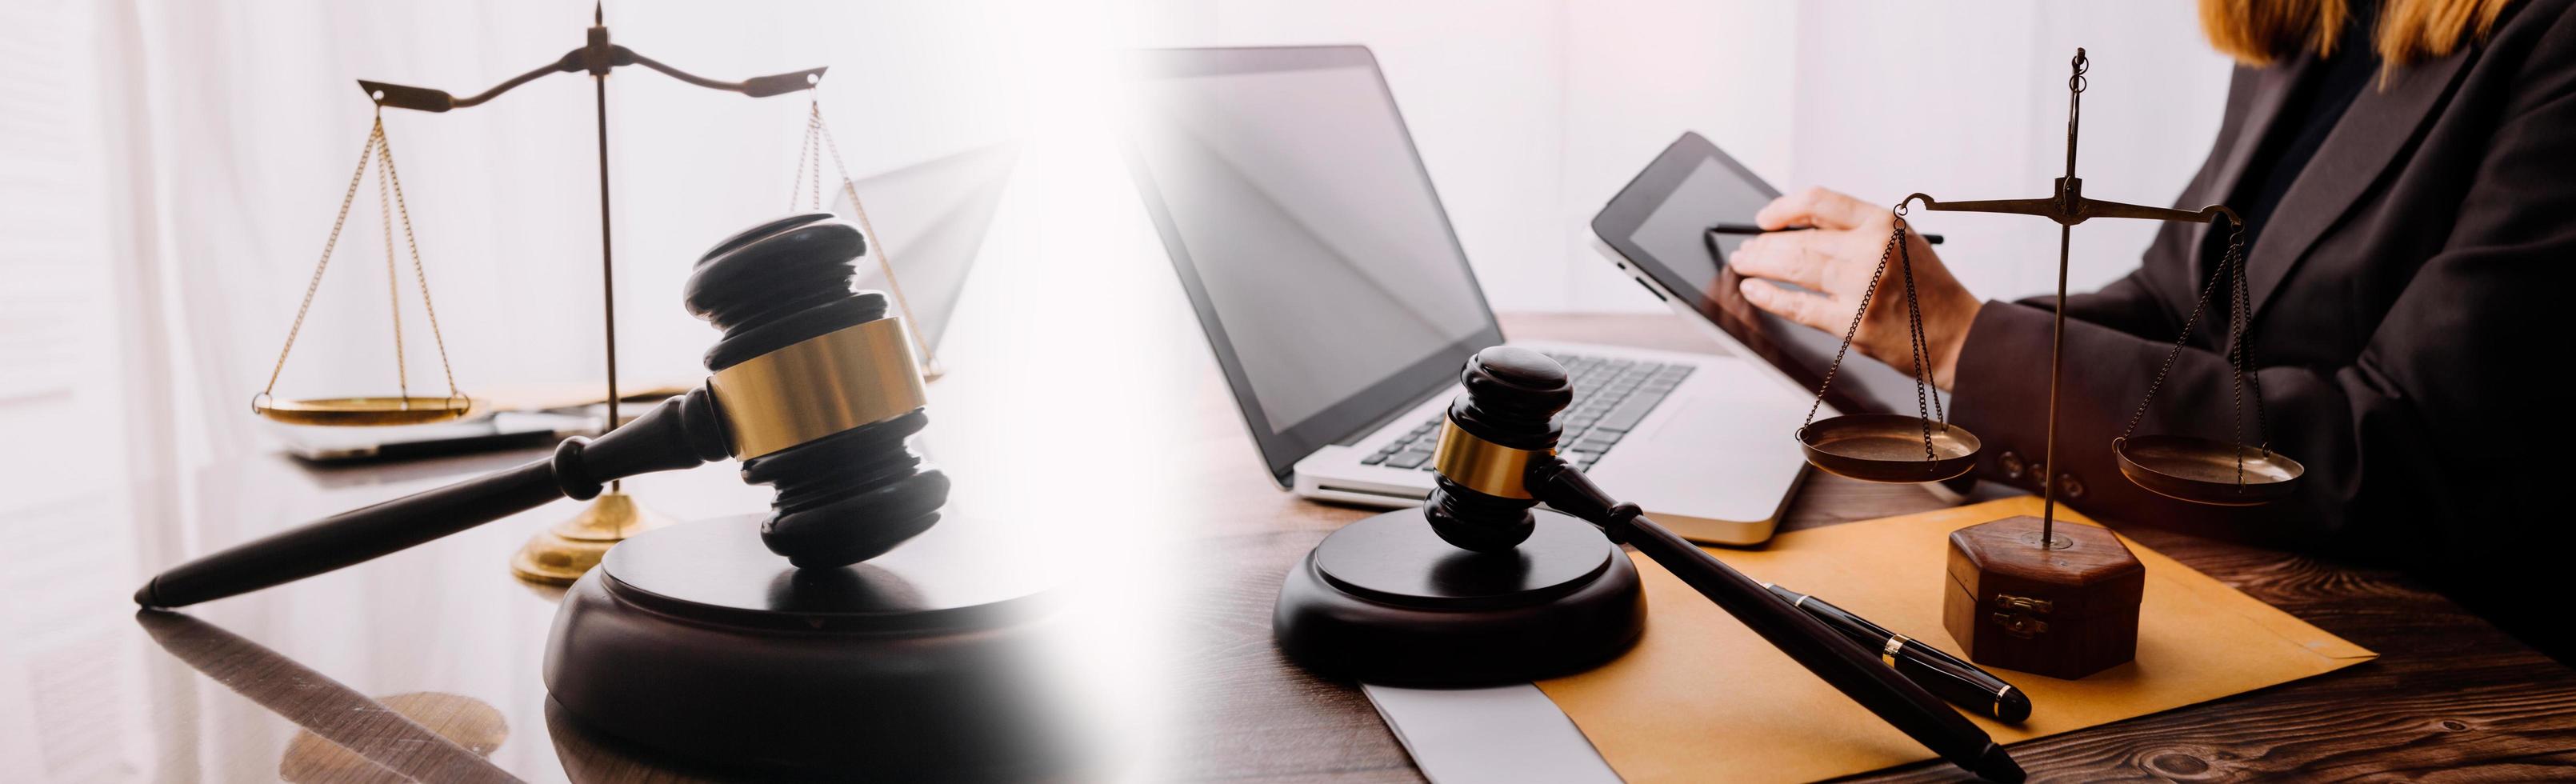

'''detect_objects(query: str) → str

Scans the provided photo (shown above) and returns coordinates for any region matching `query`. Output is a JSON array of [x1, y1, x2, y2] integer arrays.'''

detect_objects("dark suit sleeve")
[[2048, 267, 2178, 340], [1949, 10, 2576, 554]]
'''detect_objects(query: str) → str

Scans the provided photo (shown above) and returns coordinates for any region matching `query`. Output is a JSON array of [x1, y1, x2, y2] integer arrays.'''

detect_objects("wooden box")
[[1942, 515, 2144, 679]]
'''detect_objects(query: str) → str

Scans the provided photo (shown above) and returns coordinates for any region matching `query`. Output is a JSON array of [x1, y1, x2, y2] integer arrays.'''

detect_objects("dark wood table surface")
[[28, 313, 2575, 782], [1160, 313, 2576, 783]]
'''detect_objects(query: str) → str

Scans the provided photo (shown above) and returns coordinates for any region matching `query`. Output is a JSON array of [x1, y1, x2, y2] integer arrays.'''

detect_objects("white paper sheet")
[[1362, 683, 1620, 784]]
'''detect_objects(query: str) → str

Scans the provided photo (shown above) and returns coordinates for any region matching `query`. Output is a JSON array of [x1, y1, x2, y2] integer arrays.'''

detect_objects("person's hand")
[[1728, 187, 1982, 390]]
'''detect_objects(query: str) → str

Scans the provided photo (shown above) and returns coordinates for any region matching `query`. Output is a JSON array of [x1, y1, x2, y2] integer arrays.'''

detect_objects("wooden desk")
[[1160, 313, 2576, 782], [20, 313, 2574, 782]]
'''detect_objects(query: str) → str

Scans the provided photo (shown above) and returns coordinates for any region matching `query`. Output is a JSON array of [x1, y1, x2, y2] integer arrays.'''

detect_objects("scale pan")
[[2115, 434, 2302, 506], [258, 396, 474, 426], [1798, 414, 1980, 483]]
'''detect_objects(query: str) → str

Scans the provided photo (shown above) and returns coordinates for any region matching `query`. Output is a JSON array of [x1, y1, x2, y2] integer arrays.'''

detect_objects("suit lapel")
[[2246, 47, 2472, 316], [2190, 59, 2309, 284]]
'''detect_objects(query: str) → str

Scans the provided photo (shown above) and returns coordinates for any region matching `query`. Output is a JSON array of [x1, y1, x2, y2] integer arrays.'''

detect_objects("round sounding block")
[[1274, 509, 1644, 686], [542, 514, 1086, 777]]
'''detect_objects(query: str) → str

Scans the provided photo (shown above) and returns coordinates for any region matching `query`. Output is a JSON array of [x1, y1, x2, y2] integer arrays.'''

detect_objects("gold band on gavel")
[[1431, 418, 1552, 499], [707, 317, 926, 459]]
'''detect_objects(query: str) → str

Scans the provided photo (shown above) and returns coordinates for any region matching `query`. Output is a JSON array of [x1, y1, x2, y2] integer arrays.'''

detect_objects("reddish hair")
[[2200, 0, 2514, 66]]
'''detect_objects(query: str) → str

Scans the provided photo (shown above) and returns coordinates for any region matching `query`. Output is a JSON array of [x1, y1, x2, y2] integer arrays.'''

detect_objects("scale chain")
[[1801, 214, 1901, 430], [257, 121, 383, 410], [806, 97, 941, 372], [1897, 228, 1938, 462], [374, 116, 409, 402], [1897, 226, 1949, 428], [2239, 237, 2267, 451], [2120, 224, 2263, 486], [254, 114, 462, 414], [1798, 207, 1946, 466], [2120, 226, 2238, 442], [375, 116, 462, 402], [2228, 219, 2266, 482], [2226, 260, 2245, 484], [1910, 243, 1947, 426]]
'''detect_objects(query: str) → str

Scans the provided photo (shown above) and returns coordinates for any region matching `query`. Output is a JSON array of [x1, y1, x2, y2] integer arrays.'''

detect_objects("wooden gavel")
[[136, 213, 948, 608], [1422, 347, 2023, 784]]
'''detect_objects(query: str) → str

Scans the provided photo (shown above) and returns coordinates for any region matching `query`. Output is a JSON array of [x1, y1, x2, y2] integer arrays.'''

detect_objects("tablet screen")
[[1593, 132, 1920, 418]]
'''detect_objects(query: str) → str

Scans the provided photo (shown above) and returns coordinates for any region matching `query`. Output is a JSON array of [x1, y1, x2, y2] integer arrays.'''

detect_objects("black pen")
[[1765, 582, 2030, 723], [1710, 222, 1944, 245]]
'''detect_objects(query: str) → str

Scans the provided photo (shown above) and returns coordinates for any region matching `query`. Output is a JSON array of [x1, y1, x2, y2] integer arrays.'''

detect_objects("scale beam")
[[1888, 48, 2256, 550], [334, 4, 837, 571], [358, 53, 826, 112], [1907, 184, 2238, 229], [356, 10, 824, 112]]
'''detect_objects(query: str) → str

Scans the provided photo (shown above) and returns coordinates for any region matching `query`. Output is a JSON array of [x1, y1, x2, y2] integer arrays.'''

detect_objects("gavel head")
[[684, 212, 949, 569], [1424, 346, 1573, 552]]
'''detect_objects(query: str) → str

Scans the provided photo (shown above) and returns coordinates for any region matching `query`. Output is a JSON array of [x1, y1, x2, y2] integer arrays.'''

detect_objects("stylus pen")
[[1710, 223, 1944, 244], [1766, 582, 2031, 723]]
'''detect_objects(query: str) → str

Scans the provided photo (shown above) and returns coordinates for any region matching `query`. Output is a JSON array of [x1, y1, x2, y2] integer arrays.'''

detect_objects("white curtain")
[[65, 1, 1030, 480], [1783, 2, 2236, 307], [1135, 0, 2234, 312]]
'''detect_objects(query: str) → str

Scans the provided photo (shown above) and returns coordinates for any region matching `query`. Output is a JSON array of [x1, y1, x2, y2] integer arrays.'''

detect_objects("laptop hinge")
[[1312, 483, 1429, 503], [1333, 378, 1457, 448]]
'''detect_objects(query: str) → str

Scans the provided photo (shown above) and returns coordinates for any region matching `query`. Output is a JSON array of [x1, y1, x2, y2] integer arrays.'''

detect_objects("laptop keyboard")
[[1361, 352, 1694, 474]]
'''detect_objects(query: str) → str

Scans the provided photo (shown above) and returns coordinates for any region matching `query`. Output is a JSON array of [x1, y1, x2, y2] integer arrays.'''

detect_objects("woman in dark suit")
[[1730, 0, 2574, 658]]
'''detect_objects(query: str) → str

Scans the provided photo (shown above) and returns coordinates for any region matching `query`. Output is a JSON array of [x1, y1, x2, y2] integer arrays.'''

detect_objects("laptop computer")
[[835, 140, 1019, 352], [1120, 46, 1812, 545]]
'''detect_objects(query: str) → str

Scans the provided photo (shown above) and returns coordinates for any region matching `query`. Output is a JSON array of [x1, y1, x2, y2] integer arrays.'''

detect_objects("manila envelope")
[[1537, 497, 2376, 783]]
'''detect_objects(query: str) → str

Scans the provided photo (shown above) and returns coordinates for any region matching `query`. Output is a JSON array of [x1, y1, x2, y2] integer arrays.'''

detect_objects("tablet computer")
[[1589, 130, 1942, 422], [1590, 133, 1973, 496]]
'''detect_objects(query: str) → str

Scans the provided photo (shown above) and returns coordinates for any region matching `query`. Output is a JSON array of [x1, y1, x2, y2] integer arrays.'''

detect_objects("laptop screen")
[[1126, 46, 1502, 483]]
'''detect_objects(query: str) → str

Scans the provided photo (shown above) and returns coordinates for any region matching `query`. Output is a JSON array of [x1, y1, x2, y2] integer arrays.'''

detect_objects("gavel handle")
[[134, 392, 731, 609], [134, 458, 570, 608], [1529, 461, 2023, 783]]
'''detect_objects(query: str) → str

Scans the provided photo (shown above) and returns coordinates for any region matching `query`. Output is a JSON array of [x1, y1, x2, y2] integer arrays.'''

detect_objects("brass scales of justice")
[[1790, 49, 2306, 678], [247, 4, 944, 585]]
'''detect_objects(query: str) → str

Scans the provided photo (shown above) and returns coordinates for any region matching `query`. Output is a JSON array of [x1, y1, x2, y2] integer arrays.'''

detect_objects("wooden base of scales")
[[1943, 516, 2144, 679], [510, 490, 671, 585]]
